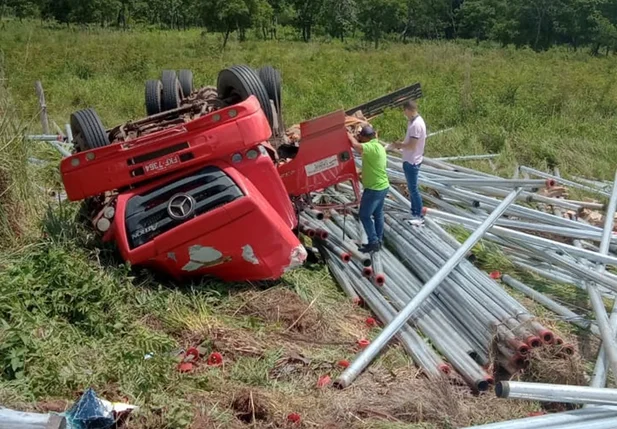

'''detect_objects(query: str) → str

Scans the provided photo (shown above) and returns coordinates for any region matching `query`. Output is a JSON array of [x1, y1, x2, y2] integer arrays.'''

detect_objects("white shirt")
[[401, 115, 426, 165]]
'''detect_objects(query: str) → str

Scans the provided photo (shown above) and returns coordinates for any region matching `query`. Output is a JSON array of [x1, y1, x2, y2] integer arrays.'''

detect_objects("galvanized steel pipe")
[[496, 381, 617, 406]]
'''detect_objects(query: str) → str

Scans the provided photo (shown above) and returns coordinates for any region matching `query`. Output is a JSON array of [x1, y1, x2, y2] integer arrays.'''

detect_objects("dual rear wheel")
[[70, 65, 282, 152]]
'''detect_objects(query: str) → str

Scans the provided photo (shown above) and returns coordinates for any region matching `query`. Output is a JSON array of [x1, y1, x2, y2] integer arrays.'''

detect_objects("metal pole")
[[334, 188, 523, 388], [459, 407, 617, 429], [589, 169, 617, 390], [496, 381, 617, 406], [426, 178, 553, 189], [435, 154, 499, 162], [502, 274, 598, 335], [519, 166, 611, 197], [426, 208, 617, 267], [34, 81, 50, 135]]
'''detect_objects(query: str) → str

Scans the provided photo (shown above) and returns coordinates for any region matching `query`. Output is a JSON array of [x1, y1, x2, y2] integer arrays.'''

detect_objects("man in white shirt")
[[390, 100, 426, 226]]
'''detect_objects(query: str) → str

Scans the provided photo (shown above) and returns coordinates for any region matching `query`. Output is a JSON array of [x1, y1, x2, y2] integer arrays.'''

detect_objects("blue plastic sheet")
[[65, 388, 114, 429]]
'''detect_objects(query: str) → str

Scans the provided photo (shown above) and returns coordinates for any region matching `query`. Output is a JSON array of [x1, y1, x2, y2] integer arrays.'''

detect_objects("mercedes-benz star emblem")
[[167, 194, 196, 221]]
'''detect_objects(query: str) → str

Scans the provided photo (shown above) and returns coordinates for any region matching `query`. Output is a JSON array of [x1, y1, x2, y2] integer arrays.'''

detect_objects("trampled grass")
[[0, 19, 616, 428]]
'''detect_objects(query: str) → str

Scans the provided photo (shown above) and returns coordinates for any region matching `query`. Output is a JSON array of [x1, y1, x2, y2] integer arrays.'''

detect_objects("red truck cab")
[[60, 96, 359, 282]]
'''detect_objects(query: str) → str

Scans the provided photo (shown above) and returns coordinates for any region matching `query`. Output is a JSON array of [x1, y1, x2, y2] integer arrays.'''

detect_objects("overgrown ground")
[[1, 20, 616, 428]]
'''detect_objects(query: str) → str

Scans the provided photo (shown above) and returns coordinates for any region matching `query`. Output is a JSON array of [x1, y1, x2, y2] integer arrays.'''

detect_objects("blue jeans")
[[359, 188, 388, 245], [403, 162, 423, 217]]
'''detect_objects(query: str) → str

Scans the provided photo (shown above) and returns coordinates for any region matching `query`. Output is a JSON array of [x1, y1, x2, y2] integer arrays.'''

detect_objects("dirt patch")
[[235, 288, 324, 335], [231, 389, 270, 424], [34, 399, 71, 413], [188, 325, 266, 359]]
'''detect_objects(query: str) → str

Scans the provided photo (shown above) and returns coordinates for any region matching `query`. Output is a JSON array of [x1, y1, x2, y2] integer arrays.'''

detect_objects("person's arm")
[[392, 124, 419, 150], [348, 133, 363, 154]]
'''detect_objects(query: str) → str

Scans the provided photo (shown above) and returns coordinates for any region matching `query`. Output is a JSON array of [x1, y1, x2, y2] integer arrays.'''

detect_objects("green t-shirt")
[[361, 139, 389, 191]]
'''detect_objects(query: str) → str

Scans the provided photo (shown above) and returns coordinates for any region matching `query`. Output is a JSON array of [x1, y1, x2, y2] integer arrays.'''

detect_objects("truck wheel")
[[161, 70, 182, 111], [178, 69, 194, 98], [217, 65, 274, 128], [145, 79, 163, 116], [258, 66, 282, 109], [70, 108, 109, 152]]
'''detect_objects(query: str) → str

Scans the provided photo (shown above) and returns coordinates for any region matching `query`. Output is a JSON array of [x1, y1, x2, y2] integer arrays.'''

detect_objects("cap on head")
[[359, 125, 376, 138]]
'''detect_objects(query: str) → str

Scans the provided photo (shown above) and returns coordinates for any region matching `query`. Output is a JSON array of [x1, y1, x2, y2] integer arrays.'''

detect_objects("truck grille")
[[125, 166, 244, 249]]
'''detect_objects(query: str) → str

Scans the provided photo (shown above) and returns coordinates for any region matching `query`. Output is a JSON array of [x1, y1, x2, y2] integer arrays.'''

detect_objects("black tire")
[[178, 69, 194, 98], [161, 70, 182, 111], [217, 65, 274, 128], [145, 79, 163, 116], [70, 108, 109, 152], [258, 66, 282, 108]]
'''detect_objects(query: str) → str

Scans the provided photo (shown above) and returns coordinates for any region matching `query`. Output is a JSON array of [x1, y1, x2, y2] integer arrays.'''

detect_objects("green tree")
[[291, 0, 324, 42], [321, 0, 358, 41], [357, 0, 405, 48]]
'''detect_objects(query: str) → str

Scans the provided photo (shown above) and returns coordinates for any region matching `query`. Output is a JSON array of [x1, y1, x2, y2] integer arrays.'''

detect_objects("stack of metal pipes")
[[301, 192, 560, 391], [313, 151, 617, 427], [322, 150, 617, 428]]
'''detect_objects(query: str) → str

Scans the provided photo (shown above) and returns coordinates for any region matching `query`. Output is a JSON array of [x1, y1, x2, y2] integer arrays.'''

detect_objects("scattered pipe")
[[496, 381, 617, 406]]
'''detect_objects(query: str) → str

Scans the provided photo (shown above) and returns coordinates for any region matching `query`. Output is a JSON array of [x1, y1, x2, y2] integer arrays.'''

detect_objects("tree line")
[[2, 0, 617, 53]]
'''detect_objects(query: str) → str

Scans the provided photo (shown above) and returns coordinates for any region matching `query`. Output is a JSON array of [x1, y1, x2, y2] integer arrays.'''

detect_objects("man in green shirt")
[[348, 125, 389, 253]]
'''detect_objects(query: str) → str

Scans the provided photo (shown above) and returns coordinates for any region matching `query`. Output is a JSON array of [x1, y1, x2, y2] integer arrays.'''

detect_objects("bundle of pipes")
[[304, 150, 617, 421], [302, 194, 570, 391]]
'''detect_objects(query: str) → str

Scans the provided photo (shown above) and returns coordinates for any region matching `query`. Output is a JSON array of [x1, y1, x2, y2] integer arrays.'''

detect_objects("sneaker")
[[407, 216, 425, 226], [358, 242, 380, 254]]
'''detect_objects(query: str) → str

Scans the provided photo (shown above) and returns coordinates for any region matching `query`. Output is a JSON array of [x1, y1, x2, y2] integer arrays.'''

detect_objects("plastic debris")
[[64, 388, 138, 429], [287, 412, 301, 424], [316, 375, 331, 388], [207, 352, 223, 366]]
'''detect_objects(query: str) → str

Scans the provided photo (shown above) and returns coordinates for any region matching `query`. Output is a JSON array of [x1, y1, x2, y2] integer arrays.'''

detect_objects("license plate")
[[143, 154, 180, 174], [305, 155, 339, 177]]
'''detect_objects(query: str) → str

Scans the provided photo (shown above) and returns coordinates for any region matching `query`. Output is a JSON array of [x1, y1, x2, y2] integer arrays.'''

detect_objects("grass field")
[[0, 20, 616, 428]]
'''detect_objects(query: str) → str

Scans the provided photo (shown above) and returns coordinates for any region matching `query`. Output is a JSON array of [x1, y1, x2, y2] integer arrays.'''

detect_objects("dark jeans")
[[359, 188, 388, 245], [403, 161, 423, 217]]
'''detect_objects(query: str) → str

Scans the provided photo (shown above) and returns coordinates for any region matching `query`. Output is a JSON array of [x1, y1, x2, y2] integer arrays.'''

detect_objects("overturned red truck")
[[59, 65, 421, 282]]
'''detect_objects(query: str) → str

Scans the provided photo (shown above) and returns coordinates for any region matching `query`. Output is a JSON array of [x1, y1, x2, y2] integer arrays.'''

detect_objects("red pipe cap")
[[178, 362, 194, 373], [186, 347, 200, 362], [341, 253, 352, 263], [337, 359, 350, 369], [546, 178, 556, 188], [538, 329, 555, 344], [374, 274, 386, 287], [357, 339, 370, 349], [526, 336, 543, 349], [316, 375, 331, 388], [438, 364, 451, 375], [489, 271, 502, 280], [365, 317, 377, 327], [207, 352, 223, 366], [353, 297, 363, 306], [287, 413, 301, 424]]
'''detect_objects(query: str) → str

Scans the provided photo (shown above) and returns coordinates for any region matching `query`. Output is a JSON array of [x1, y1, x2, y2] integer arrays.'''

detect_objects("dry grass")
[[520, 347, 588, 387], [235, 288, 325, 335]]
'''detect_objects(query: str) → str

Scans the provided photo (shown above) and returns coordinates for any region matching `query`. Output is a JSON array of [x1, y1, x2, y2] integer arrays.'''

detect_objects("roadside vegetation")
[[0, 20, 616, 428]]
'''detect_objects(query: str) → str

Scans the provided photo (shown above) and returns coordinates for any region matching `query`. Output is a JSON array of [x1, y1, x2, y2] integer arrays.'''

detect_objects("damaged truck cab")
[[60, 65, 360, 282]]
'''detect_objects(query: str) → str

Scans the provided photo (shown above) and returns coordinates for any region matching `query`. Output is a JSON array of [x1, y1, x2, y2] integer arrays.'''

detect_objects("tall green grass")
[[0, 65, 36, 247]]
